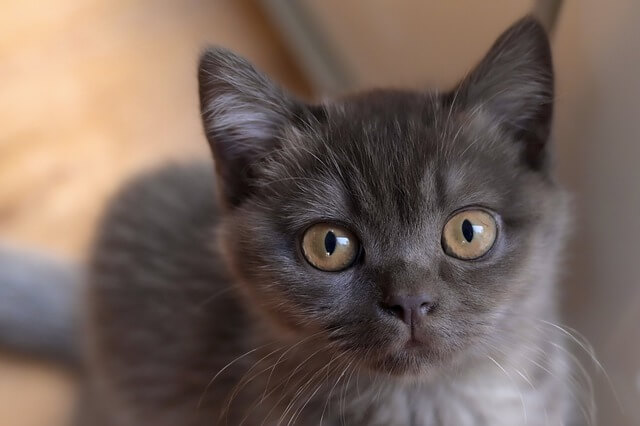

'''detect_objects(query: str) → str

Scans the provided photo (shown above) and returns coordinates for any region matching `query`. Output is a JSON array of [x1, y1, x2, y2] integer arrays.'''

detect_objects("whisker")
[[487, 354, 528, 425], [535, 319, 623, 413], [258, 343, 334, 425], [490, 324, 596, 426], [260, 330, 327, 403], [197, 342, 274, 409], [319, 354, 354, 426], [287, 353, 351, 426], [219, 345, 285, 422]]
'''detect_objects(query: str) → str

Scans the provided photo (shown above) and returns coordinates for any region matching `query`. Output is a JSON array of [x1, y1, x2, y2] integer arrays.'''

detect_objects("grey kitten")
[[82, 17, 578, 426]]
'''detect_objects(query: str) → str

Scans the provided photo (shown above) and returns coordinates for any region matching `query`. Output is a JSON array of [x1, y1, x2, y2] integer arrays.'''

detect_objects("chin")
[[356, 336, 467, 381], [360, 348, 438, 379]]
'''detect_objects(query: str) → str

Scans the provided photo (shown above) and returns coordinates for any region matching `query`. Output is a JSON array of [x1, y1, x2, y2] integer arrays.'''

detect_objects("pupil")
[[461, 219, 474, 242], [324, 231, 337, 255]]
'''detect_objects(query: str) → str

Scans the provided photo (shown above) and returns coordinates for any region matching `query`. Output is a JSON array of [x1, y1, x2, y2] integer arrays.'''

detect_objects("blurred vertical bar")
[[533, 0, 564, 34], [256, 0, 355, 95]]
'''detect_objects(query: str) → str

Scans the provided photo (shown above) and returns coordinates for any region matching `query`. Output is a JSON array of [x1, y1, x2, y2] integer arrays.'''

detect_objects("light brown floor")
[[0, 1, 308, 425]]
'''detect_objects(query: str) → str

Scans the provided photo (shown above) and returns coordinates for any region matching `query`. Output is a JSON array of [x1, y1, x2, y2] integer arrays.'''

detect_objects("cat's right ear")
[[198, 48, 299, 207]]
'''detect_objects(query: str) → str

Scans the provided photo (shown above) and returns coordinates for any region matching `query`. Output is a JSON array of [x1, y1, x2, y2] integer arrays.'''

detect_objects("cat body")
[[82, 17, 577, 425]]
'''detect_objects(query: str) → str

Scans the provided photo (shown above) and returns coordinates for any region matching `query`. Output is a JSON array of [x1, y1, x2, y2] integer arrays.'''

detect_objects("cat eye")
[[301, 223, 359, 271], [442, 209, 497, 260]]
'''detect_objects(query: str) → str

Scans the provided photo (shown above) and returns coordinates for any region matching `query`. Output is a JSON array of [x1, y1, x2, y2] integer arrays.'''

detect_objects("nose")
[[380, 294, 436, 325]]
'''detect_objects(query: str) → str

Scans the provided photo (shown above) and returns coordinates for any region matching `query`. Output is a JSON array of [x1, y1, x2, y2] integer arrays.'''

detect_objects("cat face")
[[199, 17, 567, 377]]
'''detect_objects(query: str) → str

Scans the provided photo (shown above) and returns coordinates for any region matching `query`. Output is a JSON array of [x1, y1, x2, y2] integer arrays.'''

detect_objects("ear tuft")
[[198, 48, 298, 206], [455, 16, 554, 170]]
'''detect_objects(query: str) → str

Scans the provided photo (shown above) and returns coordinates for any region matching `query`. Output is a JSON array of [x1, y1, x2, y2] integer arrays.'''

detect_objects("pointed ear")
[[198, 48, 299, 207], [455, 17, 554, 170]]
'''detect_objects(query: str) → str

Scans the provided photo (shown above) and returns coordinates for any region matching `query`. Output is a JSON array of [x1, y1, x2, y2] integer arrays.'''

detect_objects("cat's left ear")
[[198, 48, 300, 207], [455, 16, 554, 170]]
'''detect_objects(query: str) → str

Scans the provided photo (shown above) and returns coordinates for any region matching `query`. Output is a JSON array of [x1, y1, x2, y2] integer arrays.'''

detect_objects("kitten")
[[82, 16, 577, 425]]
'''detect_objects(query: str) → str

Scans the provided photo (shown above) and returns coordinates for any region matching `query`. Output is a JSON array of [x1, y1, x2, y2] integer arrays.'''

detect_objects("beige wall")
[[553, 1, 640, 424], [304, 0, 532, 91]]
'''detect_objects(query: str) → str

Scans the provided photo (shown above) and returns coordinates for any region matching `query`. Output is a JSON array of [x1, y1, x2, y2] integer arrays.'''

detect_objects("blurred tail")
[[0, 244, 80, 366]]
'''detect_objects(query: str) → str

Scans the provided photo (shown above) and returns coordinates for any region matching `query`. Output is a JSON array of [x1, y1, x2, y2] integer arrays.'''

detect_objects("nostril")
[[380, 302, 410, 324], [385, 304, 405, 320], [419, 301, 436, 315]]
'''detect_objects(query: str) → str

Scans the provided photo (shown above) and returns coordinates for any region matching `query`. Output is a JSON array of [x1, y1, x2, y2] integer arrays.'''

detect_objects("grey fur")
[[82, 16, 581, 425], [0, 244, 79, 364]]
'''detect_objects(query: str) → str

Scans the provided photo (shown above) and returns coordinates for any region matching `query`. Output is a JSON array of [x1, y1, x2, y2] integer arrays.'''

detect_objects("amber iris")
[[442, 210, 497, 260], [302, 223, 359, 271]]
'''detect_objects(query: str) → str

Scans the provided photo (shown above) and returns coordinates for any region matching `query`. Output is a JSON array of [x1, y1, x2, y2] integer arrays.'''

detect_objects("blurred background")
[[0, 0, 638, 425]]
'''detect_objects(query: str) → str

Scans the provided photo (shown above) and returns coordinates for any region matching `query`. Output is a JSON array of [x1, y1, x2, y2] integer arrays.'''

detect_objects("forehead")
[[330, 97, 515, 196], [270, 91, 531, 240]]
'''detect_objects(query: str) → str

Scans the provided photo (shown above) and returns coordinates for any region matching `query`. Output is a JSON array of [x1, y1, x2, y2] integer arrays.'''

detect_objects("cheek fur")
[[218, 208, 357, 336], [215, 214, 302, 334]]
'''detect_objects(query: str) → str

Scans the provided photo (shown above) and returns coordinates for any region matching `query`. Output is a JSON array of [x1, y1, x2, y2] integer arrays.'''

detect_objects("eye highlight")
[[301, 223, 359, 271], [442, 209, 497, 260]]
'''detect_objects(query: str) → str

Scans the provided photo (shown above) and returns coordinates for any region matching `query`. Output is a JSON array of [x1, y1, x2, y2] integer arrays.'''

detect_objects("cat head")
[[198, 17, 567, 376]]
